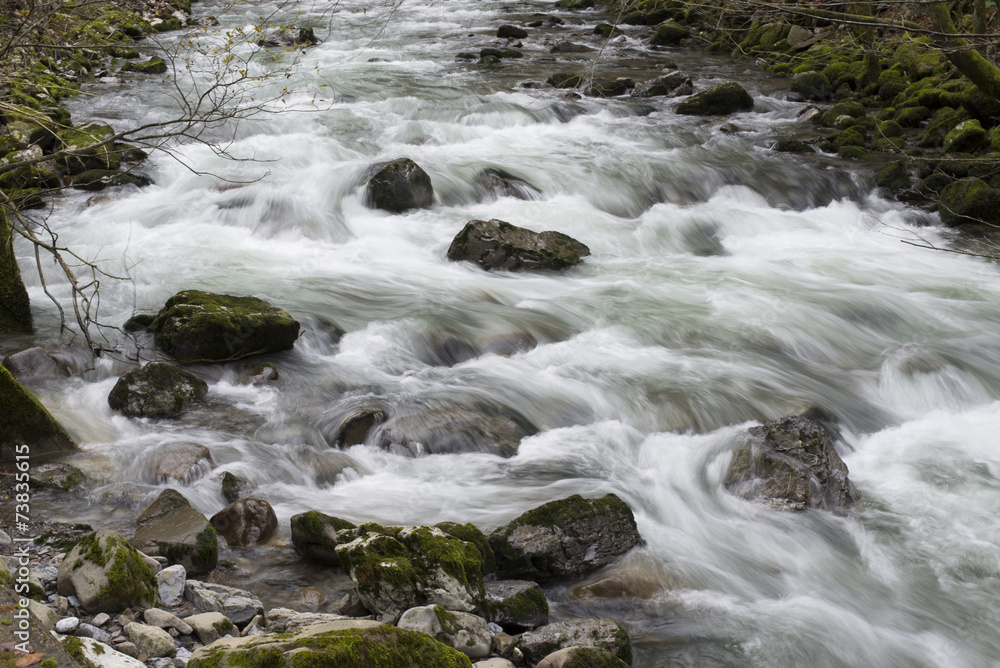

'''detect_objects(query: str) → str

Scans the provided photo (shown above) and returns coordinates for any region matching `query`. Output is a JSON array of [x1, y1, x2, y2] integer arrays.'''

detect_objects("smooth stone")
[[124, 621, 176, 658], [157, 564, 187, 607], [55, 616, 81, 633], [91, 612, 111, 627], [144, 607, 194, 635]]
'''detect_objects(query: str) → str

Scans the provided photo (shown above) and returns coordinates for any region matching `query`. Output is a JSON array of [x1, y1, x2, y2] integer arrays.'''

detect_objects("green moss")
[[63, 636, 98, 668], [837, 145, 869, 159], [435, 522, 496, 574], [0, 208, 33, 333], [482, 584, 548, 626], [938, 177, 1000, 226], [432, 605, 460, 635], [675, 82, 754, 116], [196, 524, 219, 566], [40, 659, 57, 668], [791, 71, 832, 101], [943, 119, 987, 153], [95, 532, 159, 607], [121, 57, 168, 75], [919, 107, 961, 147], [894, 105, 931, 128]]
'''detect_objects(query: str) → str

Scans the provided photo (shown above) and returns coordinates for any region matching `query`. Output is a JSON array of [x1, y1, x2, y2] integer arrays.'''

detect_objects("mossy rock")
[[875, 160, 911, 193], [0, 208, 33, 334], [937, 177, 1000, 227], [790, 71, 832, 101], [489, 494, 641, 581], [876, 120, 904, 139], [650, 21, 689, 47], [481, 580, 548, 631], [943, 119, 987, 154], [435, 522, 496, 574], [594, 23, 623, 38], [0, 365, 78, 465], [547, 72, 582, 89], [675, 82, 754, 116], [290, 511, 357, 565], [773, 139, 814, 154], [917, 172, 954, 197], [918, 107, 961, 148], [817, 99, 865, 127], [837, 145, 869, 159], [893, 39, 944, 81], [832, 129, 865, 149], [479, 48, 522, 60], [133, 489, 218, 576], [56, 123, 121, 174], [121, 57, 168, 75], [56, 529, 158, 612], [107, 361, 208, 418], [187, 620, 473, 668], [894, 105, 931, 129], [585, 80, 632, 98], [148, 290, 300, 362]]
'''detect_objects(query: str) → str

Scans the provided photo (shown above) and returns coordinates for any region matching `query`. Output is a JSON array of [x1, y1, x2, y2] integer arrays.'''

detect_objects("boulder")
[[372, 403, 537, 457], [0, 208, 32, 333], [937, 177, 1000, 226], [547, 72, 582, 89], [630, 70, 692, 98], [786, 25, 813, 49], [290, 511, 357, 565], [447, 219, 589, 272], [334, 407, 387, 447], [773, 139, 814, 154], [256, 27, 318, 47], [473, 168, 542, 201], [435, 522, 496, 574], [184, 611, 236, 644], [121, 57, 168, 74], [585, 79, 633, 98], [488, 494, 641, 581], [124, 621, 175, 657], [149, 441, 215, 483], [144, 607, 194, 634], [56, 530, 159, 612], [397, 605, 491, 659], [519, 618, 633, 665], [364, 158, 434, 213], [266, 607, 348, 633], [724, 415, 858, 511], [649, 21, 689, 46], [943, 119, 988, 153], [537, 646, 629, 668], [2, 347, 69, 380], [61, 636, 145, 668], [132, 489, 218, 576], [551, 41, 594, 53], [497, 25, 528, 39], [184, 580, 264, 626], [147, 290, 300, 362], [335, 523, 485, 622], [790, 71, 833, 101], [185, 620, 474, 668], [210, 498, 278, 548], [108, 362, 208, 418], [481, 580, 548, 631], [28, 462, 86, 491], [675, 82, 754, 116], [221, 471, 245, 503], [875, 160, 911, 193], [70, 169, 152, 191], [0, 365, 77, 466], [156, 564, 186, 607], [56, 123, 119, 174]]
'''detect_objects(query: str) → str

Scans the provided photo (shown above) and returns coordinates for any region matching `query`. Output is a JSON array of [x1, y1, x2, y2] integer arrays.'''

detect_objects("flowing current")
[[12, 0, 1000, 665]]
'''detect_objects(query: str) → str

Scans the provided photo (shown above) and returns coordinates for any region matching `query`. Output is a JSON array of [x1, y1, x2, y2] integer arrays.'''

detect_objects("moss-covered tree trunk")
[[849, 1, 880, 89], [928, 1, 1000, 104], [0, 205, 33, 332]]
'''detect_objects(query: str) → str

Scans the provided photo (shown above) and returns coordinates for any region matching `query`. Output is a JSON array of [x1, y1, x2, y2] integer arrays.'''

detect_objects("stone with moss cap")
[[0, 365, 77, 468], [148, 290, 300, 363], [108, 362, 208, 418], [397, 605, 490, 659], [519, 618, 633, 666], [121, 57, 168, 74], [186, 619, 472, 668], [290, 511, 357, 565], [649, 20, 689, 46], [447, 219, 589, 272], [435, 522, 495, 574], [488, 494, 641, 581], [0, 207, 32, 334], [335, 523, 485, 623], [56, 529, 159, 613], [724, 415, 857, 511], [56, 123, 119, 175], [937, 177, 1000, 227], [481, 580, 548, 631], [943, 119, 988, 153], [675, 82, 754, 116], [133, 489, 218, 576]]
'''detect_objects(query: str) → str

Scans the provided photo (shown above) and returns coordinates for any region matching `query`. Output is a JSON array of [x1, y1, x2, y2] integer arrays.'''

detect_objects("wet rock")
[[497, 25, 528, 39], [338, 588, 371, 617], [209, 498, 278, 548], [489, 494, 641, 581], [121, 56, 168, 74], [364, 158, 434, 213], [481, 580, 548, 631], [257, 27, 318, 47], [156, 564, 186, 607], [57, 530, 159, 613], [184, 580, 263, 626], [519, 618, 633, 665], [551, 41, 594, 53], [108, 362, 208, 419], [290, 510, 357, 565], [630, 70, 692, 98], [123, 313, 156, 332], [373, 403, 536, 457], [724, 415, 858, 511], [650, 20, 689, 46], [133, 489, 218, 576], [447, 219, 589, 272], [937, 177, 1000, 227], [398, 605, 491, 659], [185, 619, 472, 668], [875, 160, 911, 192], [184, 611, 235, 644], [479, 332, 538, 357], [220, 471, 245, 503], [29, 462, 86, 491], [571, 563, 667, 600], [57, 123, 119, 174], [70, 168, 153, 192], [773, 138, 814, 154], [594, 23, 623, 38], [124, 622, 175, 657], [547, 72, 582, 89], [291, 587, 327, 611], [243, 361, 279, 385], [335, 523, 485, 622], [334, 407, 387, 447], [267, 607, 348, 633], [473, 168, 542, 201], [150, 441, 215, 484], [585, 79, 633, 98], [148, 290, 300, 363], [2, 346, 69, 380], [0, 365, 78, 464], [675, 82, 754, 116], [537, 646, 629, 668]]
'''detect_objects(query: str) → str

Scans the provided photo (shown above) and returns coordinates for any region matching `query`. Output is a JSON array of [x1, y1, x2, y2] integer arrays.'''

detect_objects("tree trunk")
[[973, 0, 987, 37], [927, 1, 1000, 104], [0, 206, 33, 333]]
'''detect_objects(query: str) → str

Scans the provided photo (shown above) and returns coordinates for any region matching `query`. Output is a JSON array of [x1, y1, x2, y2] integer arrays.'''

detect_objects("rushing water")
[[9, 0, 1000, 665]]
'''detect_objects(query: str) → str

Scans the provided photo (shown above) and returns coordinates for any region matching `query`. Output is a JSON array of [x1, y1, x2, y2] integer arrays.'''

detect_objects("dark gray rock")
[[551, 41, 594, 53], [474, 168, 542, 201], [290, 511, 357, 565], [2, 347, 69, 380], [132, 489, 218, 576], [447, 219, 589, 272], [334, 407, 387, 447], [519, 618, 633, 665], [675, 82, 754, 116], [497, 25, 528, 39], [364, 158, 433, 213], [372, 403, 537, 457], [107, 362, 208, 419], [630, 70, 693, 98], [257, 27, 318, 47], [482, 580, 548, 631], [209, 498, 278, 548]]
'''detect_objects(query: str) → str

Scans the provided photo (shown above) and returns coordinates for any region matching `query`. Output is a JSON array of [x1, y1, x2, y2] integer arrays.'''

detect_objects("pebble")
[[488, 622, 504, 634], [55, 617, 80, 633], [75, 622, 111, 643], [67, 595, 81, 608], [56, 596, 69, 615], [0, 529, 11, 547], [92, 612, 111, 627]]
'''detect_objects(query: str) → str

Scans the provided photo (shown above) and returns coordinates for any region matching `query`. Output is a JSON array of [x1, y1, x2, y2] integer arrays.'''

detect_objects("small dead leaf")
[[15, 652, 45, 667]]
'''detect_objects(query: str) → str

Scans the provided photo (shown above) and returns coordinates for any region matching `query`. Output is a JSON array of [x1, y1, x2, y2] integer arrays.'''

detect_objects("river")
[[13, 0, 1000, 665]]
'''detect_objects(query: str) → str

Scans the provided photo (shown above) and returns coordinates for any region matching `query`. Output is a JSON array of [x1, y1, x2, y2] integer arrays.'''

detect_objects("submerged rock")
[[257, 27, 318, 47], [473, 168, 542, 201], [149, 441, 215, 484], [519, 618, 633, 665], [210, 498, 278, 548], [57, 530, 159, 612], [724, 415, 857, 511], [0, 365, 77, 464], [364, 158, 434, 213], [675, 82, 754, 116], [397, 605, 491, 659], [630, 70, 692, 98], [132, 489, 219, 576], [372, 403, 536, 458], [489, 494, 641, 580], [447, 219, 589, 272], [185, 620, 473, 668], [2, 347, 69, 380], [107, 362, 208, 418], [334, 407, 387, 447], [148, 290, 300, 362], [335, 523, 486, 622], [290, 510, 357, 565]]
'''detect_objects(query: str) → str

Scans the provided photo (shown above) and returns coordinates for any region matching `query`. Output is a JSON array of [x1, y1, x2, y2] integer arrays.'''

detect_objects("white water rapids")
[[10, 0, 1000, 665]]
